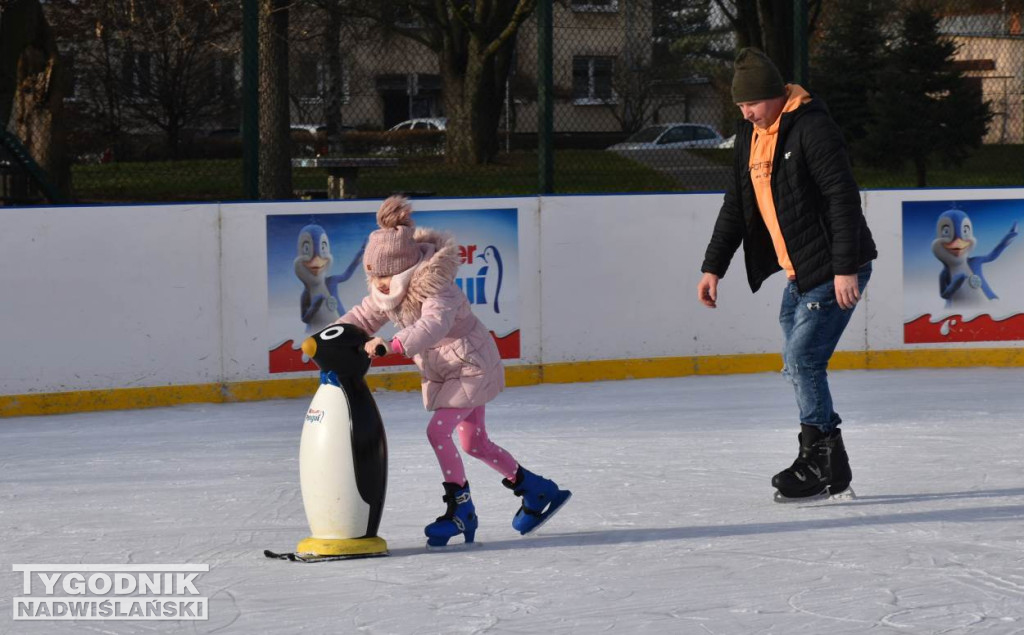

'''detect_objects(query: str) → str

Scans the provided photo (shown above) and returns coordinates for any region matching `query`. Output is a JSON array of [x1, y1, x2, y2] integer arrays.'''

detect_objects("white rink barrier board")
[[2, 189, 1022, 416]]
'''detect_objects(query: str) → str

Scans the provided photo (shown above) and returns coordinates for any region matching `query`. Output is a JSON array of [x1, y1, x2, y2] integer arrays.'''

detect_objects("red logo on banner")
[[904, 313, 1024, 343]]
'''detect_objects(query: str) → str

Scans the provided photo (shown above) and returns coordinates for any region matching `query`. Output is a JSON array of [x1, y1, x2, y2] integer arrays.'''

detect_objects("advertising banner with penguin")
[[903, 199, 1022, 343], [266, 208, 519, 373]]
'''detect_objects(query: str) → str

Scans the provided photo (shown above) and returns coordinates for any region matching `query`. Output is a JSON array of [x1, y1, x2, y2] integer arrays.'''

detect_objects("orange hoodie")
[[748, 84, 812, 278]]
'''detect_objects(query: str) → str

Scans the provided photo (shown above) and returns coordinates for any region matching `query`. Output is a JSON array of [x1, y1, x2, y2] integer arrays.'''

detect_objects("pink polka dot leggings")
[[427, 406, 518, 485]]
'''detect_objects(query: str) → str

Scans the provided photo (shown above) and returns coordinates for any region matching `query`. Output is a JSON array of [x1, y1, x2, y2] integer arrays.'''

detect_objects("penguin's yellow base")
[[296, 536, 388, 558]]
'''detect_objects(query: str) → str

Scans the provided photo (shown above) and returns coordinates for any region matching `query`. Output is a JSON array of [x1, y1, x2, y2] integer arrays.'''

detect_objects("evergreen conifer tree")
[[861, 4, 992, 186], [810, 2, 891, 155]]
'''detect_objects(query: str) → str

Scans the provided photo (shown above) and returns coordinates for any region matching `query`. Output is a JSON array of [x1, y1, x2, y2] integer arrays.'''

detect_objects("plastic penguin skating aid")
[[265, 323, 389, 562]]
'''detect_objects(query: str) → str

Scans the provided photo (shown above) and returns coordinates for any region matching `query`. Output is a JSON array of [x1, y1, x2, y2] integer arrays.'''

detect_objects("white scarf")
[[370, 243, 435, 311]]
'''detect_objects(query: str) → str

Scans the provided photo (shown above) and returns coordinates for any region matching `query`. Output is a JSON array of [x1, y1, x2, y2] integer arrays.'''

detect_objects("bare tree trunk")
[[488, 37, 515, 158], [914, 157, 928, 187], [442, 35, 512, 165], [760, 0, 794, 82], [258, 0, 292, 199], [754, 0, 775, 53], [720, 0, 820, 83], [731, 0, 763, 50], [324, 1, 344, 155], [1, 0, 71, 200], [442, 70, 477, 164], [0, 6, 19, 128]]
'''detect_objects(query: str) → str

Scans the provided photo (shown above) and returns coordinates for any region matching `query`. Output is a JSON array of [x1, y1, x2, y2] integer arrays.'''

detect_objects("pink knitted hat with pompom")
[[363, 195, 420, 276]]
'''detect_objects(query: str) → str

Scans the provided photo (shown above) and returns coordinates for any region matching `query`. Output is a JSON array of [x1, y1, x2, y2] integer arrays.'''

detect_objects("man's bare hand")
[[698, 273, 719, 308], [835, 274, 860, 310]]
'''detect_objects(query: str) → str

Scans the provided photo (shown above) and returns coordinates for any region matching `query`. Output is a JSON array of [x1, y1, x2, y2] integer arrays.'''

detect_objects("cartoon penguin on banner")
[[932, 207, 1018, 309], [294, 223, 365, 333], [479, 245, 504, 314], [265, 323, 389, 562], [459, 244, 505, 313]]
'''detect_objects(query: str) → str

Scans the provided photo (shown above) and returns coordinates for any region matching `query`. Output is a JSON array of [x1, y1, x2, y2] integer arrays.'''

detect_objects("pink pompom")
[[377, 195, 413, 229]]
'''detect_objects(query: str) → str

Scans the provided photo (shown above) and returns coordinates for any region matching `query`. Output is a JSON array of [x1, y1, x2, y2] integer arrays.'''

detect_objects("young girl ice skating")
[[334, 196, 570, 547]]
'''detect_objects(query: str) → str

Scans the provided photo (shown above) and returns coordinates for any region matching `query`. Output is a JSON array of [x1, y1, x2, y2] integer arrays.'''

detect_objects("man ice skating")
[[696, 48, 877, 502]]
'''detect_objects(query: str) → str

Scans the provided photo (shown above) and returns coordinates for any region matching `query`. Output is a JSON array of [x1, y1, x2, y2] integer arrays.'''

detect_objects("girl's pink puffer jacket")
[[336, 228, 504, 411]]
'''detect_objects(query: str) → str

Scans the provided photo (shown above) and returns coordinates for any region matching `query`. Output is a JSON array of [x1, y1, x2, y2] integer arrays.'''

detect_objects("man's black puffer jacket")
[[700, 97, 877, 294]]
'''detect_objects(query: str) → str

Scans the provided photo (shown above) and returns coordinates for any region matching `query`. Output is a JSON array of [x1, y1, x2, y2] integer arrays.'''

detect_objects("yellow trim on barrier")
[[2, 348, 1022, 418]]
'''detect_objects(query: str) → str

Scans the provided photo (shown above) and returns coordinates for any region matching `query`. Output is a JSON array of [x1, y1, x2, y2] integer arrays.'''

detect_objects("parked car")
[[199, 127, 243, 158], [200, 124, 359, 157], [297, 123, 359, 156], [388, 117, 447, 132], [607, 123, 725, 151], [374, 117, 448, 156]]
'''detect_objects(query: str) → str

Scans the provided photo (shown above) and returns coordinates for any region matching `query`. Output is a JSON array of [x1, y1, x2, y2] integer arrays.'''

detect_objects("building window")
[[392, 5, 424, 29], [295, 55, 349, 104], [197, 55, 238, 103], [122, 51, 153, 97], [572, 56, 615, 104], [215, 56, 237, 99], [951, 59, 996, 72], [571, 0, 618, 12], [60, 50, 79, 101]]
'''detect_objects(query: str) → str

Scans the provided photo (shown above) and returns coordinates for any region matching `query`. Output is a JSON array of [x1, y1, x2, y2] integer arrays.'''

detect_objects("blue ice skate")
[[502, 466, 572, 535], [424, 482, 478, 547]]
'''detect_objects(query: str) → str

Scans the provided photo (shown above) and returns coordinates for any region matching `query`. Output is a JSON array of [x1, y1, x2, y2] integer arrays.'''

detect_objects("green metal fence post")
[[792, 0, 808, 86], [537, 0, 554, 195], [242, 0, 259, 200]]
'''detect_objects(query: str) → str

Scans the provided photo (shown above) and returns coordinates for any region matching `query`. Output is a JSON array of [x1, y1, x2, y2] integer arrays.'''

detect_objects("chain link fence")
[[1, 0, 1021, 206]]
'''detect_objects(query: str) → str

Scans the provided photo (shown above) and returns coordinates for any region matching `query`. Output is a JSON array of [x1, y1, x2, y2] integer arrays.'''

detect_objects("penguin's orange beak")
[[303, 255, 327, 275], [943, 238, 970, 257], [301, 337, 317, 358]]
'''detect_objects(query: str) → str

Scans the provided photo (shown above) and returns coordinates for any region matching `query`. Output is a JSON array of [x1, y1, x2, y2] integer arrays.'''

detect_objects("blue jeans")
[[779, 263, 872, 432]]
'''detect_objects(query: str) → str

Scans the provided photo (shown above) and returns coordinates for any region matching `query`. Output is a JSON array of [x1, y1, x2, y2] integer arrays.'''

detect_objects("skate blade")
[[828, 486, 857, 501], [773, 486, 856, 504], [520, 491, 572, 536], [264, 549, 388, 562]]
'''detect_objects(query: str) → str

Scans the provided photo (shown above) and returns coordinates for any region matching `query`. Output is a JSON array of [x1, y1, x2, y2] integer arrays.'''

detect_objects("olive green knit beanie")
[[731, 47, 786, 103]]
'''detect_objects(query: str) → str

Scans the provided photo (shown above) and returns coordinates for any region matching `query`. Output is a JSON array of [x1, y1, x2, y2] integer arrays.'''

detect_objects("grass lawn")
[[73, 160, 247, 203], [691, 144, 1024, 189], [71, 145, 1022, 204], [72, 150, 679, 203], [853, 144, 1024, 189]]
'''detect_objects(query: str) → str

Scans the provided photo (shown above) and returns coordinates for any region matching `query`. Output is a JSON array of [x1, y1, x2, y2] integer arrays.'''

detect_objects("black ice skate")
[[771, 424, 854, 503]]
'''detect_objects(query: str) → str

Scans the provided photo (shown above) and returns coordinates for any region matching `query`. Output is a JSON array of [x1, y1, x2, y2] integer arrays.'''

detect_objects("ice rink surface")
[[3, 367, 1024, 634]]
